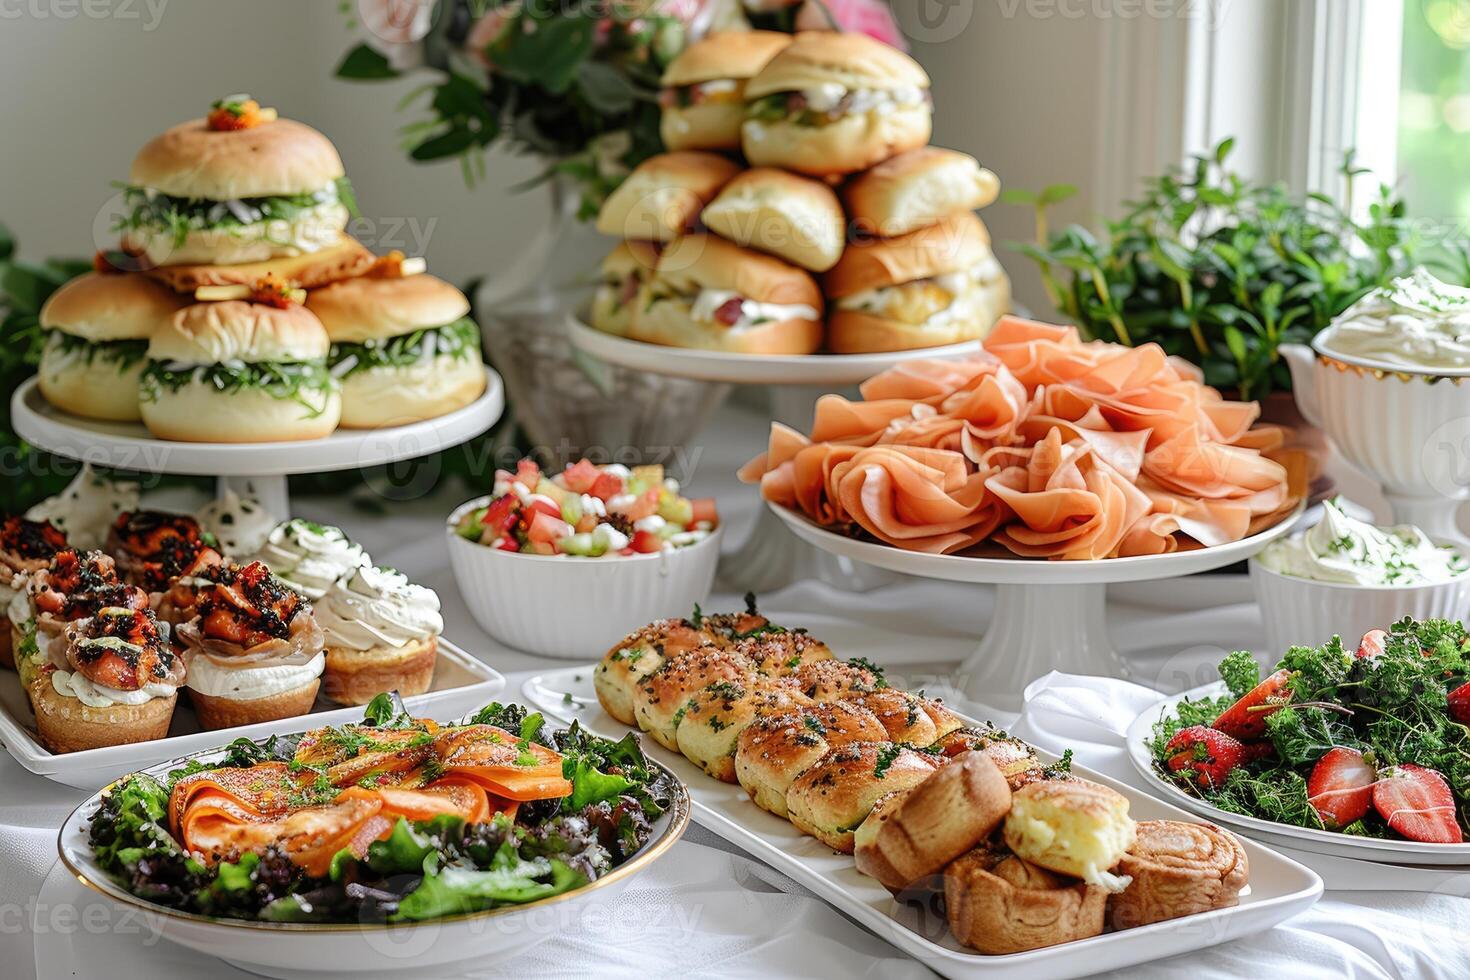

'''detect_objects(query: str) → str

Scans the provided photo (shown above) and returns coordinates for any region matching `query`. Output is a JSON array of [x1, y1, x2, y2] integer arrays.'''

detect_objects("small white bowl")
[[1249, 555, 1470, 654], [446, 495, 722, 659]]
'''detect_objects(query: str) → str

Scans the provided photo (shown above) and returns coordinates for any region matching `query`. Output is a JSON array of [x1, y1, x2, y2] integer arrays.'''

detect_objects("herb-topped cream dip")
[[1316, 267, 1470, 371], [1256, 497, 1469, 586]]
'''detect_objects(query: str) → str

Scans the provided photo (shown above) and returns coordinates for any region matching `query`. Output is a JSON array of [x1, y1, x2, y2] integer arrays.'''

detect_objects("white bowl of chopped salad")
[[1249, 497, 1470, 654], [446, 458, 721, 658]]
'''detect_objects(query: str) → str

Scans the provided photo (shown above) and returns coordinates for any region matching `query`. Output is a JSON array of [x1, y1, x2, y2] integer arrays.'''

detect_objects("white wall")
[[0, 0, 1204, 316]]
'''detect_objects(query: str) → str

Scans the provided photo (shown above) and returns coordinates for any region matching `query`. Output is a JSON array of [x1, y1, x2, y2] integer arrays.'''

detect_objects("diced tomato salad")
[[454, 458, 718, 558]]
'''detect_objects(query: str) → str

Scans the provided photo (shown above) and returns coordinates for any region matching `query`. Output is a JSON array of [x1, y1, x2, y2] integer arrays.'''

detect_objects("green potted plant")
[[1005, 139, 1469, 412]]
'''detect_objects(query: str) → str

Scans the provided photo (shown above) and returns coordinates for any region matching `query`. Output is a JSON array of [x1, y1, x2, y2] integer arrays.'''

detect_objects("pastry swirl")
[[1108, 820, 1249, 928], [944, 845, 1107, 954]]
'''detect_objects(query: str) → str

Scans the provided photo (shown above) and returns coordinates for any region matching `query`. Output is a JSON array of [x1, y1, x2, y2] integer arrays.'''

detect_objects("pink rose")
[[465, 5, 516, 70], [795, 0, 907, 51]]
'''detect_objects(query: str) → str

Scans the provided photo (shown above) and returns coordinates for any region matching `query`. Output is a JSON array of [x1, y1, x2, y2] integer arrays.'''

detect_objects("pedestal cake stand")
[[569, 318, 982, 592], [11, 367, 505, 515], [771, 502, 1304, 708]]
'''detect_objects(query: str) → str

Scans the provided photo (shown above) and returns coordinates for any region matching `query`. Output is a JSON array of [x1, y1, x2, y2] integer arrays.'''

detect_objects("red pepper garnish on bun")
[[250, 273, 304, 308], [207, 95, 272, 131]]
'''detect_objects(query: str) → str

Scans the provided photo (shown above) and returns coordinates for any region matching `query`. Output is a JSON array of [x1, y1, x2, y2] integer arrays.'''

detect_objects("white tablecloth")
[[4, 400, 1468, 978]]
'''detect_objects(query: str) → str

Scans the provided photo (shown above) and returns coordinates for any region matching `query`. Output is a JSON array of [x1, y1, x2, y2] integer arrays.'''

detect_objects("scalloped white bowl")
[[446, 496, 721, 659]]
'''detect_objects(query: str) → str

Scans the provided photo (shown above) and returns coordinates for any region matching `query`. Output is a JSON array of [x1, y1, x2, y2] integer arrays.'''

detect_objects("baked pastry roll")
[[792, 658, 884, 702], [846, 689, 964, 745], [785, 741, 941, 852], [1108, 821, 1249, 929], [674, 680, 812, 782], [934, 726, 1045, 790], [594, 618, 712, 725], [1004, 779, 1136, 891], [733, 629, 834, 676], [944, 845, 1107, 954], [854, 751, 1011, 893], [735, 700, 888, 817], [633, 645, 754, 750]]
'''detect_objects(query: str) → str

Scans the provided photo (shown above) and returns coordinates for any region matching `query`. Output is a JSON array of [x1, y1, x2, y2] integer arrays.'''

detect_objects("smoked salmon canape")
[[30, 603, 184, 753], [173, 560, 326, 730], [0, 515, 67, 669], [78, 695, 687, 931], [16, 549, 141, 701]]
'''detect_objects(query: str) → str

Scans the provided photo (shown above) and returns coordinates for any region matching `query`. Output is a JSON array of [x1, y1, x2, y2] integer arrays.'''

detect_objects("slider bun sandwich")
[[139, 299, 340, 443], [824, 211, 1010, 353], [701, 168, 846, 272], [742, 31, 932, 176], [634, 233, 824, 354], [660, 30, 793, 151], [307, 270, 485, 428], [1003, 778, 1137, 891], [120, 98, 351, 268], [595, 151, 742, 241], [590, 240, 661, 336], [843, 147, 1001, 237], [37, 272, 186, 421]]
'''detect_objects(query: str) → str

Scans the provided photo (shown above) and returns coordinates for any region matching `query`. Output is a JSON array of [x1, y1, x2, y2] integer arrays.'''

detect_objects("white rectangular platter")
[[1, 637, 505, 788], [522, 666, 1324, 980]]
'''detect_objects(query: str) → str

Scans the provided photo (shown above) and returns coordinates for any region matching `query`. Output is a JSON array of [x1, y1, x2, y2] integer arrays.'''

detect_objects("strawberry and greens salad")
[[1150, 618, 1470, 844], [455, 458, 717, 558]]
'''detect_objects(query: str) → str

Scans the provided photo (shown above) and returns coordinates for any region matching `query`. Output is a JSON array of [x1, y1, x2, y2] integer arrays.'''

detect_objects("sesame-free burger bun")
[[591, 241, 660, 336], [37, 273, 188, 422], [130, 116, 345, 200], [596, 152, 741, 241], [40, 273, 187, 341], [306, 273, 470, 343], [826, 278, 1009, 354], [150, 301, 330, 365], [336, 355, 485, 429], [662, 30, 794, 87], [602, 240, 662, 279], [745, 31, 930, 97], [701, 168, 845, 272], [844, 147, 1001, 237], [824, 211, 992, 299], [743, 105, 929, 177], [145, 235, 375, 293], [633, 234, 823, 354], [660, 31, 793, 151]]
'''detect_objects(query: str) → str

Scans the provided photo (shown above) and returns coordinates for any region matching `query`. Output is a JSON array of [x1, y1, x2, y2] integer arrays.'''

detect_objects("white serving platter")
[[1125, 681, 1470, 867], [0, 637, 505, 789], [54, 730, 690, 979], [568, 315, 984, 385], [522, 667, 1324, 980]]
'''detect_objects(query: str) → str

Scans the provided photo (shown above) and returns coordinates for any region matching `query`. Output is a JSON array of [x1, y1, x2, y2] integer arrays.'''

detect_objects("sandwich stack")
[[589, 30, 1011, 355], [36, 95, 487, 442]]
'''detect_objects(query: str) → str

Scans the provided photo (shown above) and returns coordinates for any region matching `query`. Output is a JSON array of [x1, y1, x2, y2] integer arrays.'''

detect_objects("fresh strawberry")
[[1212, 668, 1293, 741], [1448, 681, 1470, 725], [1372, 764, 1463, 843], [1306, 747, 1376, 829], [1165, 726, 1246, 788], [629, 530, 663, 554], [1355, 628, 1388, 660]]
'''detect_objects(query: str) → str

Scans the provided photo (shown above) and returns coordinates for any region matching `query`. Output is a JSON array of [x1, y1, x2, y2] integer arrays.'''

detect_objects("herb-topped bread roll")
[[742, 31, 932, 176], [1108, 820, 1249, 928], [595, 152, 741, 241], [308, 269, 485, 428], [660, 30, 793, 151], [824, 211, 1010, 353], [633, 644, 755, 750], [635, 234, 823, 354], [944, 844, 1108, 954], [314, 564, 443, 705], [120, 98, 350, 268], [37, 272, 187, 422], [735, 700, 888, 817], [674, 680, 812, 782], [842, 147, 1000, 237], [844, 689, 965, 745], [1003, 779, 1137, 891], [701, 168, 846, 272], [140, 298, 339, 442], [785, 741, 941, 852]]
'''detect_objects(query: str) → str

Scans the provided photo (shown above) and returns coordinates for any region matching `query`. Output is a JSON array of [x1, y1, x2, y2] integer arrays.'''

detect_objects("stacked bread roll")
[[595, 607, 1252, 954], [590, 30, 1010, 354], [36, 96, 485, 441]]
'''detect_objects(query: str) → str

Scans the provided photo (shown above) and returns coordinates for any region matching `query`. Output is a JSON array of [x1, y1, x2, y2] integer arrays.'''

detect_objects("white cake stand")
[[772, 502, 1304, 707], [10, 368, 505, 516], [568, 318, 984, 592]]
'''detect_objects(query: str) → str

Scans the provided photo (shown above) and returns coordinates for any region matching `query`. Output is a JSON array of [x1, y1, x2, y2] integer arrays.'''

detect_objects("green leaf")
[[576, 61, 639, 115], [564, 755, 635, 810], [0, 221, 13, 261], [410, 127, 477, 161], [489, 11, 596, 95], [1223, 324, 1248, 363], [1039, 183, 1079, 206], [336, 43, 400, 80], [1214, 136, 1236, 164], [393, 859, 585, 921]]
